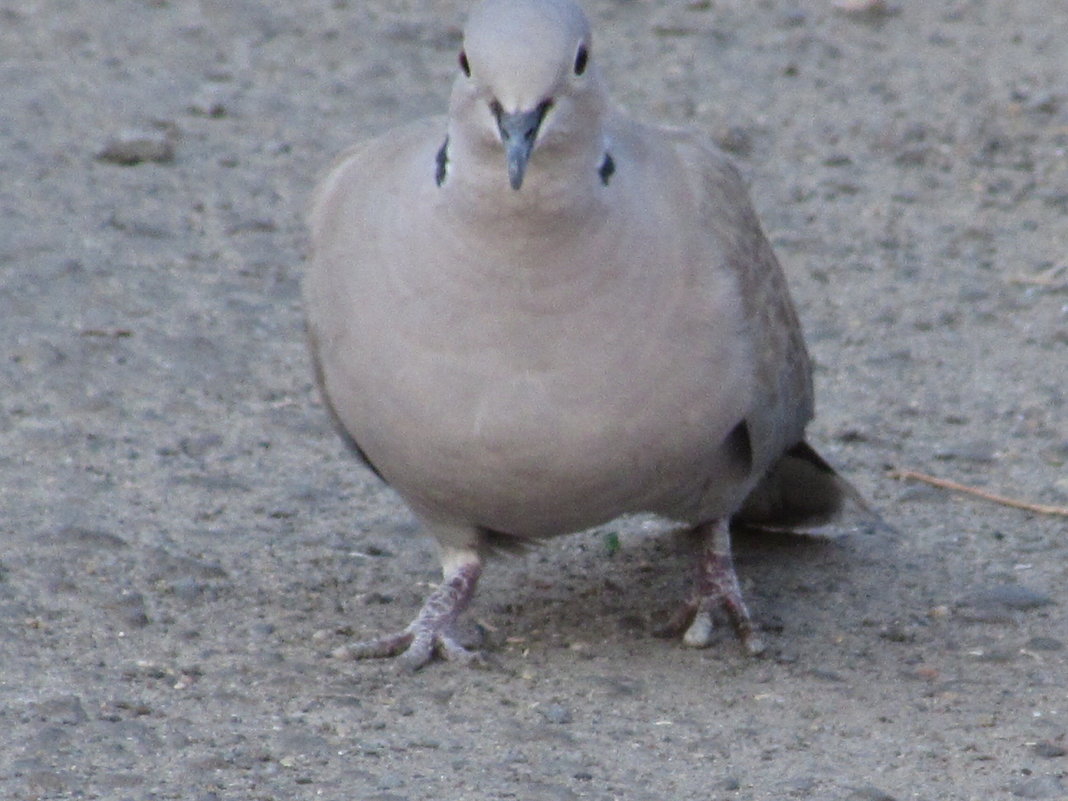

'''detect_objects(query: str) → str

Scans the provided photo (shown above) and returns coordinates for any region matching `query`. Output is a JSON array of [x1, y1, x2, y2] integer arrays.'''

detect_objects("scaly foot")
[[655, 519, 765, 656], [334, 559, 484, 670]]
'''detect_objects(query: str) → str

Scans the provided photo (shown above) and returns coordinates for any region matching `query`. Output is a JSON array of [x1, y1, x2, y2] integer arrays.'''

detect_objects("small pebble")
[[170, 578, 208, 604], [31, 695, 89, 725], [848, 785, 898, 801], [96, 128, 176, 165], [377, 772, 405, 790], [832, 0, 898, 17], [823, 153, 854, 167], [1024, 92, 1058, 114], [363, 591, 395, 605], [111, 590, 150, 628], [779, 9, 807, 27], [809, 669, 845, 682], [187, 84, 233, 118], [179, 434, 223, 459], [719, 776, 742, 791], [956, 584, 1053, 623], [785, 776, 818, 793], [934, 441, 997, 463], [971, 584, 1054, 612], [1032, 741, 1067, 758], [53, 526, 128, 549], [1009, 776, 1065, 798], [879, 624, 913, 643], [25, 770, 69, 794], [714, 125, 753, 157], [1025, 636, 1064, 652], [540, 703, 573, 724], [894, 146, 932, 167]]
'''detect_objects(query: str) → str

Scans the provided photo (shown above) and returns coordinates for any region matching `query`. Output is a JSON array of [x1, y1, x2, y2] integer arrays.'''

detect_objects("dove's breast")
[[307, 122, 759, 536]]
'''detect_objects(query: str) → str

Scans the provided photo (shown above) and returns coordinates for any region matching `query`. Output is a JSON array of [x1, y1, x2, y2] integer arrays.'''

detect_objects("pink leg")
[[657, 519, 765, 655], [337, 558, 484, 670]]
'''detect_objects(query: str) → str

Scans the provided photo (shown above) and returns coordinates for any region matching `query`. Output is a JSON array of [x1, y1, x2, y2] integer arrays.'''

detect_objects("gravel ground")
[[2, 1, 1067, 799]]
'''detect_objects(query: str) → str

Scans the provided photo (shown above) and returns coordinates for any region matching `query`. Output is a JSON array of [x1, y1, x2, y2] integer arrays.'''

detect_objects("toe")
[[399, 634, 437, 671], [335, 630, 414, 660], [653, 599, 698, 639], [682, 608, 715, 648], [437, 634, 486, 666], [741, 629, 767, 657]]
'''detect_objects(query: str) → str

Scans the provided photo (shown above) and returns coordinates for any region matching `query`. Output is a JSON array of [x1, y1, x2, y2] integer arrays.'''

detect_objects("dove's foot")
[[655, 519, 766, 656], [334, 559, 484, 670]]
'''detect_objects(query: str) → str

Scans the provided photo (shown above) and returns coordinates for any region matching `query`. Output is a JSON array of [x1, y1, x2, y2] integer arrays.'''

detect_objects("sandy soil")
[[2, 1, 1067, 799]]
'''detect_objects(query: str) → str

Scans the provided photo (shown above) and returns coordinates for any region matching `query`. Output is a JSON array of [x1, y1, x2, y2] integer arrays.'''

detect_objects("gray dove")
[[304, 0, 869, 668]]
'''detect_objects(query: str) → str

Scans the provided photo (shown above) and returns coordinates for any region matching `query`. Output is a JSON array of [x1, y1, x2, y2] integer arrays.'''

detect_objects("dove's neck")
[[423, 138, 620, 298], [444, 140, 607, 231], [442, 87, 612, 237]]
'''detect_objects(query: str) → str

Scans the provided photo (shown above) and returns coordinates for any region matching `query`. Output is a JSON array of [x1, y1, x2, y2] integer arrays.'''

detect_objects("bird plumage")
[[304, 0, 872, 668]]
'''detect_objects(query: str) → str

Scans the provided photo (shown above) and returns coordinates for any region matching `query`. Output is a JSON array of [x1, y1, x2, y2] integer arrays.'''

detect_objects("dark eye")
[[459, 50, 471, 77], [573, 45, 588, 75]]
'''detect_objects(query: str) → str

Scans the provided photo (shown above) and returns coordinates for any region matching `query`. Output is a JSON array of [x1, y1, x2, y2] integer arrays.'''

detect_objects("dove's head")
[[449, 0, 608, 193]]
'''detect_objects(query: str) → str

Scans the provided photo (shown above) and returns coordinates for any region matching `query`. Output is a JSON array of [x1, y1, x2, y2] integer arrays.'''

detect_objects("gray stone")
[[96, 128, 176, 165]]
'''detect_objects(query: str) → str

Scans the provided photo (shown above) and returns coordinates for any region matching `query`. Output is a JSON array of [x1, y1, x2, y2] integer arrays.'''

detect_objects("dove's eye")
[[573, 45, 588, 75], [459, 50, 471, 77]]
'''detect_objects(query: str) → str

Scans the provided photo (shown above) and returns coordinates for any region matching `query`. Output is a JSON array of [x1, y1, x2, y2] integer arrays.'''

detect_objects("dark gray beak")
[[494, 100, 552, 190]]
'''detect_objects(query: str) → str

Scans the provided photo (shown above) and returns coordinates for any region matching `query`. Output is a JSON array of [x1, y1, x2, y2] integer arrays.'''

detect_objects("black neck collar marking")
[[435, 137, 449, 187], [435, 138, 615, 189], [599, 152, 615, 186]]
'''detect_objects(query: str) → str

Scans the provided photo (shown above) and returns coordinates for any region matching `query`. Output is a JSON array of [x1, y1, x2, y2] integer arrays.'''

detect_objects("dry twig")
[[889, 468, 1068, 517], [1010, 263, 1067, 289]]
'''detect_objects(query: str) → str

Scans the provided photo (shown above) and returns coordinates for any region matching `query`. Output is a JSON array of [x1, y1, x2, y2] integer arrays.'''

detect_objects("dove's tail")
[[734, 441, 890, 536]]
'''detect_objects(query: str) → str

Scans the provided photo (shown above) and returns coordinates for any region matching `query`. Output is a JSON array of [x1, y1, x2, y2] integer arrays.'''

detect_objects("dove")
[[304, 0, 871, 668]]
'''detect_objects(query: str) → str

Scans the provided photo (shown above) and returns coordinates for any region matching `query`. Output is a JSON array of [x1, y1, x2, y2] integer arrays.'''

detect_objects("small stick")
[[889, 468, 1068, 518], [1010, 275, 1067, 288], [1010, 263, 1066, 288]]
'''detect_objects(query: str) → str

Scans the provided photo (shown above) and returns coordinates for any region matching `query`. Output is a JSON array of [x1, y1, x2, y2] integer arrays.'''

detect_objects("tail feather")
[[734, 441, 888, 536]]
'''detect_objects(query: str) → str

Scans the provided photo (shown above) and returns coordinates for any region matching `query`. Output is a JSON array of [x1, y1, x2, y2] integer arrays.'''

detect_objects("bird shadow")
[[475, 517, 899, 658]]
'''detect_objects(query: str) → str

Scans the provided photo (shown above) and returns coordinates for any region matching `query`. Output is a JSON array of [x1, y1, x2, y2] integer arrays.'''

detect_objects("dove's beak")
[[494, 100, 552, 190]]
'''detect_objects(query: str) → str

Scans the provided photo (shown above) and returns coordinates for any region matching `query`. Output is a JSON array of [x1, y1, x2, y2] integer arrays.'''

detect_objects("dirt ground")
[[2, 1, 1067, 799]]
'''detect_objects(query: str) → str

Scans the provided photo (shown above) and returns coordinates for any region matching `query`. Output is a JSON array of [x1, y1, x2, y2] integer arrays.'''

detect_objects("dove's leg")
[[336, 548, 484, 670], [656, 518, 765, 656]]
